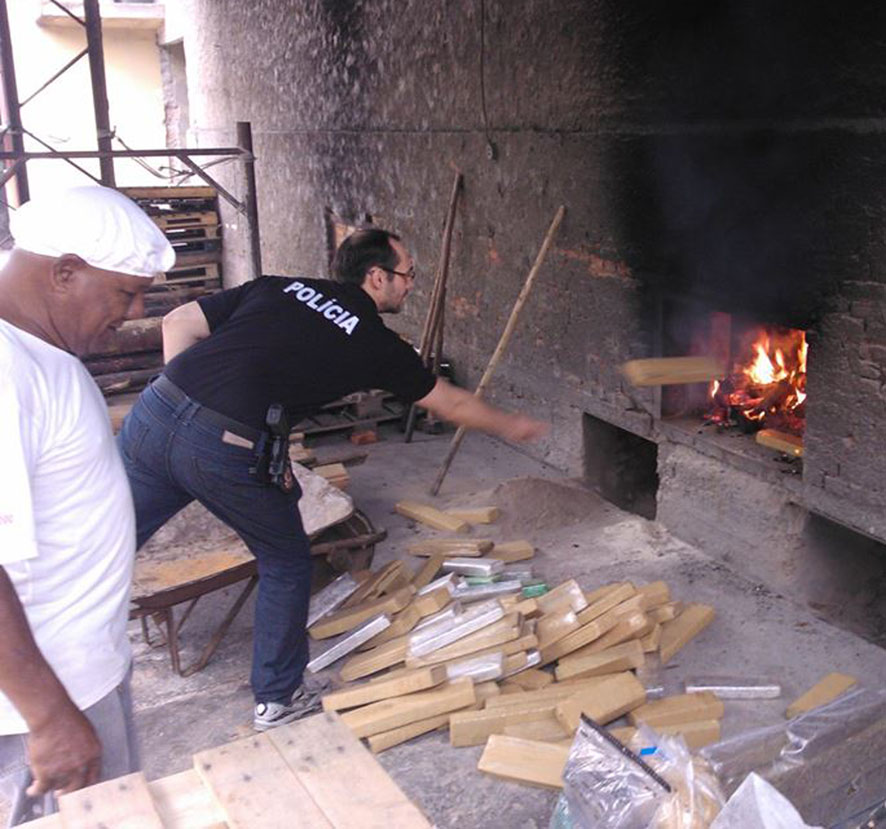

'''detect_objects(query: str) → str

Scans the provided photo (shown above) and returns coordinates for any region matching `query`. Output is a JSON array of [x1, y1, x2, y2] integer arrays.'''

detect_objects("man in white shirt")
[[0, 186, 174, 823]]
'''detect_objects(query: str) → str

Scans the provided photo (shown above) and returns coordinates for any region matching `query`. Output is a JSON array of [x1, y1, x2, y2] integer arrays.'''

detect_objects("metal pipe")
[[20, 48, 89, 108], [0, 0, 29, 203], [0, 147, 244, 160], [236, 121, 262, 279], [83, 0, 115, 186]]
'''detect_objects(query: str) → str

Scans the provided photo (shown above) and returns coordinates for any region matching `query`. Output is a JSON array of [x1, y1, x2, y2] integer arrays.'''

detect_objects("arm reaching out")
[[0, 568, 101, 796], [162, 301, 210, 363], [414, 377, 547, 442]]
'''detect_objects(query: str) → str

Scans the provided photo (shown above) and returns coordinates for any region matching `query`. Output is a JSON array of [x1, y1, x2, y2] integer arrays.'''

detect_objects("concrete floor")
[[41, 426, 866, 826]]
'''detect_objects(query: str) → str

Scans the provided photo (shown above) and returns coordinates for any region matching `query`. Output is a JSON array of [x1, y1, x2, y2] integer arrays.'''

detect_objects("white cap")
[[9, 185, 176, 278]]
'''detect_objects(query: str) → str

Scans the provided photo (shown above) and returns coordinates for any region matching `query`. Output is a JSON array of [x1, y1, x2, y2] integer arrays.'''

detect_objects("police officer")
[[119, 228, 545, 731]]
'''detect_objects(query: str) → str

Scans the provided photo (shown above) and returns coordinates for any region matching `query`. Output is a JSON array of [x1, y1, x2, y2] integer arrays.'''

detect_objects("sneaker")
[[253, 681, 327, 732]]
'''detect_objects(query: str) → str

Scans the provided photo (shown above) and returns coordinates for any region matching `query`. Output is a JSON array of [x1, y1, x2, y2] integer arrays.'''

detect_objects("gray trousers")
[[0, 671, 139, 827]]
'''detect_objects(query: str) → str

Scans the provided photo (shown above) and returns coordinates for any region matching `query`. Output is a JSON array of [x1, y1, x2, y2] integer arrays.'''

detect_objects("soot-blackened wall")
[[180, 0, 886, 543]]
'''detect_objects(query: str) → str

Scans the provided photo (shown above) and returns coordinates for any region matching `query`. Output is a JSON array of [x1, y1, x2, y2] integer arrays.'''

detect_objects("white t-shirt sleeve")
[[0, 369, 38, 563]]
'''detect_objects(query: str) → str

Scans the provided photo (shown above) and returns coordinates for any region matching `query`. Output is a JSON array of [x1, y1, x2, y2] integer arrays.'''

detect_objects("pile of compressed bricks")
[[305, 499, 721, 791]]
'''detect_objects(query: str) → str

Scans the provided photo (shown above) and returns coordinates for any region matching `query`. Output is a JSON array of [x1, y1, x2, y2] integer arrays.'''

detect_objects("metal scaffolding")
[[0, 0, 263, 277]]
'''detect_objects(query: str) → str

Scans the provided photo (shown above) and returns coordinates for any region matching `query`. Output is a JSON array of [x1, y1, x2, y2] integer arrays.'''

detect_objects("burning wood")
[[706, 327, 807, 437]]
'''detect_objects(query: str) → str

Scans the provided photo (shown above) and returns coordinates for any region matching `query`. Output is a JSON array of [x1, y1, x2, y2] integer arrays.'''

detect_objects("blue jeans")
[[118, 380, 312, 705]]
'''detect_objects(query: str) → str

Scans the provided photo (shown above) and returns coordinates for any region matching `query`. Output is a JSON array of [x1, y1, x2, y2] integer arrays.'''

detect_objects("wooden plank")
[[502, 716, 570, 742], [340, 636, 410, 682], [360, 604, 422, 650], [122, 185, 216, 199], [536, 607, 581, 650], [536, 579, 588, 615], [450, 700, 562, 747], [407, 538, 493, 556], [581, 611, 648, 654], [502, 668, 554, 691], [411, 554, 445, 589], [659, 603, 715, 664], [322, 666, 447, 712], [366, 682, 499, 753], [554, 639, 645, 682], [395, 500, 469, 532], [194, 734, 332, 828], [577, 582, 637, 625], [367, 711, 451, 753], [610, 719, 721, 751], [486, 675, 614, 710], [555, 672, 647, 732], [444, 506, 500, 524], [785, 672, 857, 719], [756, 428, 804, 458], [340, 678, 476, 738], [404, 615, 520, 668], [310, 585, 415, 640], [342, 561, 404, 609], [539, 604, 646, 666], [488, 539, 534, 562], [268, 713, 432, 828], [628, 691, 724, 728], [412, 586, 452, 617], [148, 769, 227, 829], [640, 623, 662, 653], [57, 772, 164, 829], [478, 735, 569, 789], [621, 355, 725, 386], [584, 581, 632, 604], [648, 601, 683, 624]]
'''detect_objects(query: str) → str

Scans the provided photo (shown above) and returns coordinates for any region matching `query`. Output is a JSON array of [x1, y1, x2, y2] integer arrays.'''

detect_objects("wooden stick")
[[405, 171, 462, 442], [430, 205, 565, 496]]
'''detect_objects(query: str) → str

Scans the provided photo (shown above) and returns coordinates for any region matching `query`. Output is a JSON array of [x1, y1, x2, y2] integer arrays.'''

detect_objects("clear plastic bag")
[[553, 716, 725, 828], [709, 773, 822, 828], [701, 687, 886, 796]]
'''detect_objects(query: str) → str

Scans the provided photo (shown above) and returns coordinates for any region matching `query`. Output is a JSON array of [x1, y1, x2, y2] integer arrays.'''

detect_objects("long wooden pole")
[[404, 171, 462, 442], [429, 205, 565, 496]]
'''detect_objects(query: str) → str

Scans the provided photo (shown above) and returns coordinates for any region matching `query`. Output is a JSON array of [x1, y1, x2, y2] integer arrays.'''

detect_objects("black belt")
[[152, 374, 265, 444]]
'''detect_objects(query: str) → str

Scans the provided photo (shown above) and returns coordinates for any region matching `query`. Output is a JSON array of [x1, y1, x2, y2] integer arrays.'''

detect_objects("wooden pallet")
[[31, 712, 431, 828]]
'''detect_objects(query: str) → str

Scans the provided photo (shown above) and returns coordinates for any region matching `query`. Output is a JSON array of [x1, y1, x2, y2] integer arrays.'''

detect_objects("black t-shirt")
[[164, 276, 436, 429]]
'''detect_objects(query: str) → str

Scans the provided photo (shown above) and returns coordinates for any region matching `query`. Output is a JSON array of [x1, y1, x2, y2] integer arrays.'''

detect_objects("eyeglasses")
[[383, 267, 416, 282]]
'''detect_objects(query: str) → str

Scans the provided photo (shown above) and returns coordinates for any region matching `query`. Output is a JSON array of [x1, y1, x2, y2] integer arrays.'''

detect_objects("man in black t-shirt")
[[119, 229, 545, 731]]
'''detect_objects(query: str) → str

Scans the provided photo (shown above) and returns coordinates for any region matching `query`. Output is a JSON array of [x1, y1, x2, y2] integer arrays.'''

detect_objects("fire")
[[706, 326, 807, 435]]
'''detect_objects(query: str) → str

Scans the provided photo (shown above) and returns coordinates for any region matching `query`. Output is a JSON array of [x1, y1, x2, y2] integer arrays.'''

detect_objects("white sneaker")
[[253, 682, 327, 732]]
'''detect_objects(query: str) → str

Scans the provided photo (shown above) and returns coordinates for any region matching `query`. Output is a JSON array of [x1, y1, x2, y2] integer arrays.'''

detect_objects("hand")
[[26, 703, 101, 797], [500, 414, 548, 443]]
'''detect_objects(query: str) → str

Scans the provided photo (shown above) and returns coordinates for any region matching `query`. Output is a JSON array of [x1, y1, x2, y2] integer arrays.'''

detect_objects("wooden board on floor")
[[267, 713, 432, 828], [31, 714, 430, 829], [478, 735, 570, 789], [58, 772, 165, 829], [194, 734, 332, 828]]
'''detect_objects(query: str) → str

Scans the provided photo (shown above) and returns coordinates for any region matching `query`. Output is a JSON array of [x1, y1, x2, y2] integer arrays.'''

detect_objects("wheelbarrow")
[[130, 463, 384, 676]]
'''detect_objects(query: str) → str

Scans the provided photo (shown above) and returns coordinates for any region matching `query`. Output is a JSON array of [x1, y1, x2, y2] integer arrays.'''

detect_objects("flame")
[[706, 326, 806, 435]]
